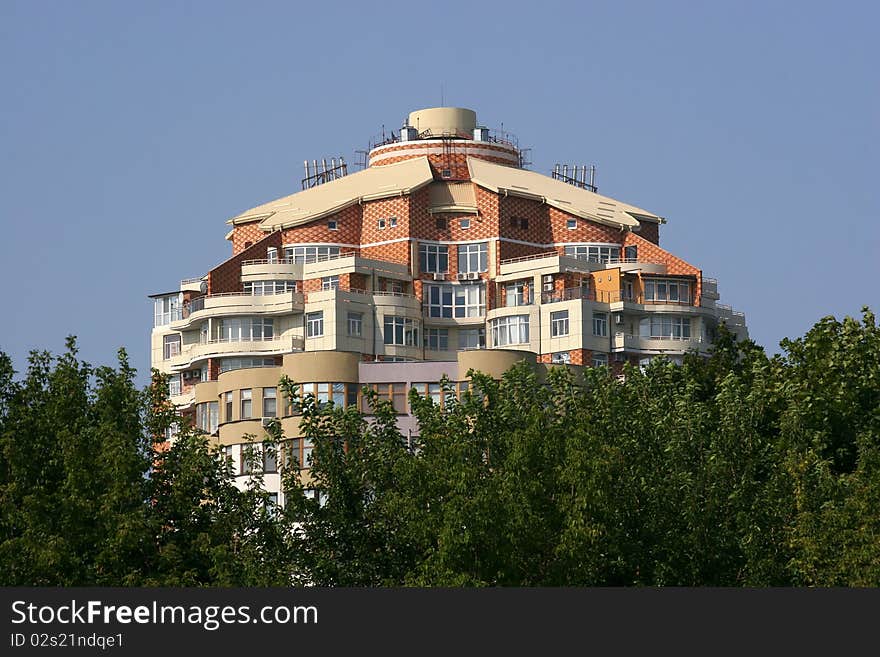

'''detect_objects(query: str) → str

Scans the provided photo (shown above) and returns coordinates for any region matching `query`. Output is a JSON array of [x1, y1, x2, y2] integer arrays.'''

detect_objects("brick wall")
[[231, 221, 268, 255], [280, 204, 363, 247], [209, 231, 282, 294], [636, 221, 660, 245], [622, 232, 702, 303]]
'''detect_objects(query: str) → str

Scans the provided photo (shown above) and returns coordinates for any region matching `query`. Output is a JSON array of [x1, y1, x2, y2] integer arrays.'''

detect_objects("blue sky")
[[1, 0, 877, 387]]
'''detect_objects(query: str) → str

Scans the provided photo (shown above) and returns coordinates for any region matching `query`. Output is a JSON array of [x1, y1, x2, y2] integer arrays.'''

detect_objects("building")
[[149, 106, 747, 500]]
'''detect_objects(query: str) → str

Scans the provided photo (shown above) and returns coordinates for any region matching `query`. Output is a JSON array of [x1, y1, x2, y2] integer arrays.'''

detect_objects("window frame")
[[306, 311, 324, 338]]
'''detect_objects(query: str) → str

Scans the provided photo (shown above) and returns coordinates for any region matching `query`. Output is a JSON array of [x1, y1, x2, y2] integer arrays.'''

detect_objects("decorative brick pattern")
[[622, 232, 702, 303], [231, 221, 267, 255], [209, 231, 282, 294]]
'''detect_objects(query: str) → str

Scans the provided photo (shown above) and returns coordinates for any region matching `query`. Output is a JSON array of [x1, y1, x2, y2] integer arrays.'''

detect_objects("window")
[[643, 279, 692, 304], [347, 312, 363, 336], [435, 217, 447, 230], [221, 444, 233, 468], [592, 312, 608, 337], [551, 310, 569, 337], [424, 328, 449, 351], [551, 351, 571, 364], [196, 401, 219, 434], [240, 389, 252, 420], [377, 218, 386, 230], [457, 243, 488, 273], [224, 391, 233, 423], [302, 437, 314, 467], [321, 276, 339, 291], [283, 245, 340, 263], [384, 316, 419, 346], [419, 243, 449, 273], [386, 279, 404, 294], [460, 218, 470, 229], [490, 315, 529, 346], [168, 374, 182, 396], [244, 280, 296, 295], [263, 388, 277, 417], [566, 219, 577, 230], [389, 216, 398, 228], [263, 445, 277, 473], [328, 219, 338, 230], [364, 383, 407, 414], [154, 294, 182, 326], [564, 244, 621, 264], [267, 247, 278, 263], [592, 353, 608, 368], [163, 334, 181, 359], [306, 311, 324, 338], [424, 283, 486, 318], [213, 317, 274, 341], [458, 327, 486, 350], [640, 316, 691, 339], [218, 357, 276, 372], [441, 169, 452, 178], [510, 216, 528, 230], [505, 281, 528, 307], [624, 245, 637, 261]]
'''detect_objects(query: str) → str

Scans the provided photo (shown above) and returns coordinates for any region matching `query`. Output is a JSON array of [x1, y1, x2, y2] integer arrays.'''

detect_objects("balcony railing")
[[540, 288, 626, 304], [181, 290, 301, 317]]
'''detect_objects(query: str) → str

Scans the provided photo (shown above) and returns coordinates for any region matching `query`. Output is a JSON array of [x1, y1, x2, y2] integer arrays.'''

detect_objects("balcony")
[[170, 291, 305, 330], [498, 252, 597, 280], [169, 335, 304, 371], [541, 288, 625, 304], [612, 332, 708, 354], [241, 258, 304, 280], [716, 304, 747, 328], [701, 278, 720, 300], [303, 253, 410, 281]]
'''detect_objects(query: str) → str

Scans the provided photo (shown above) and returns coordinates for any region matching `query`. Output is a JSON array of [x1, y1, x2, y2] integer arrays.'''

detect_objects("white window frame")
[[551, 310, 569, 337], [327, 219, 338, 231], [384, 316, 419, 346], [592, 353, 608, 368], [564, 244, 622, 264], [419, 243, 449, 273], [457, 242, 488, 273], [424, 327, 449, 351], [425, 283, 486, 318], [640, 316, 692, 339], [458, 327, 486, 350], [163, 334, 181, 359], [460, 218, 471, 229], [592, 312, 608, 337], [306, 311, 324, 338], [490, 315, 530, 346], [283, 245, 340, 264], [321, 276, 339, 291], [643, 279, 692, 304], [566, 218, 577, 230], [240, 389, 252, 420], [347, 312, 363, 336]]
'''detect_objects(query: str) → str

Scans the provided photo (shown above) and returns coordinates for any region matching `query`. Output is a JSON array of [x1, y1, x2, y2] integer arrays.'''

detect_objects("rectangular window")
[[505, 281, 528, 307], [263, 388, 277, 418], [321, 276, 339, 291], [267, 247, 278, 263], [306, 311, 324, 338], [163, 334, 181, 359], [425, 283, 486, 318], [592, 312, 608, 337], [214, 317, 274, 341], [418, 243, 449, 273], [389, 216, 398, 227], [566, 218, 577, 229], [377, 218, 386, 230], [283, 245, 340, 264], [327, 219, 338, 230], [263, 444, 277, 473], [509, 216, 528, 230], [624, 245, 637, 261], [490, 315, 530, 346], [551, 310, 570, 337], [196, 401, 219, 434], [424, 328, 449, 351], [457, 243, 488, 273], [551, 351, 571, 364], [224, 391, 233, 423], [460, 218, 470, 229], [458, 327, 486, 350], [168, 374, 182, 396], [219, 357, 277, 373], [640, 316, 691, 339], [347, 312, 363, 336], [244, 280, 297, 295], [643, 279, 691, 304], [435, 217, 447, 230], [383, 316, 419, 346], [592, 353, 608, 368], [564, 244, 621, 264], [240, 389, 252, 420]]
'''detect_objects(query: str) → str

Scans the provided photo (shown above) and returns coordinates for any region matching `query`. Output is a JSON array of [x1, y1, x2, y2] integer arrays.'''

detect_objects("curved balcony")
[[612, 332, 709, 355], [170, 335, 304, 371], [170, 291, 305, 330]]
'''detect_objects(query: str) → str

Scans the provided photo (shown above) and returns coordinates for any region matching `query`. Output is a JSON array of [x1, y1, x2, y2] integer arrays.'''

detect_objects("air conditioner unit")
[[456, 272, 469, 280], [432, 273, 446, 281], [261, 417, 275, 428], [614, 313, 623, 324], [543, 282, 554, 292], [466, 272, 479, 280], [542, 274, 554, 283], [183, 369, 200, 380]]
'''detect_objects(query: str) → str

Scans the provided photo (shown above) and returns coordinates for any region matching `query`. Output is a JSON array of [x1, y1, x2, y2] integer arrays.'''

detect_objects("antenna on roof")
[[553, 163, 597, 192], [302, 156, 348, 189], [441, 83, 445, 106]]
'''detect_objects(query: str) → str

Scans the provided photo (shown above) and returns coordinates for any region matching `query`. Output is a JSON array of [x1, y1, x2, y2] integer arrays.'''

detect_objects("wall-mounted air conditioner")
[[614, 314, 623, 324], [261, 417, 275, 428], [456, 272, 469, 280], [466, 272, 479, 280], [433, 273, 446, 281], [542, 274, 554, 283]]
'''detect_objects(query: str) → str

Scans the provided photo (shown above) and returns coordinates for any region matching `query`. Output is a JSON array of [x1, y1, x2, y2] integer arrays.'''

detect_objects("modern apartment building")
[[150, 106, 747, 499]]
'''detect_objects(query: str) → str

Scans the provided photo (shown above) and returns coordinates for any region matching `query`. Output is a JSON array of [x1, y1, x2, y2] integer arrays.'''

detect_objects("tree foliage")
[[1, 308, 878, 586]]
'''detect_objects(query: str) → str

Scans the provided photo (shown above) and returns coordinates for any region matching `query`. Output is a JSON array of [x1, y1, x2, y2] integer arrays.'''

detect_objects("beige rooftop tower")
[[407, 107, 477, 136]]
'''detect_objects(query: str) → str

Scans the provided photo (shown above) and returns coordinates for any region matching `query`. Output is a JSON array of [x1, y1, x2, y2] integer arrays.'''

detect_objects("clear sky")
[[1, 0, 877, 387]]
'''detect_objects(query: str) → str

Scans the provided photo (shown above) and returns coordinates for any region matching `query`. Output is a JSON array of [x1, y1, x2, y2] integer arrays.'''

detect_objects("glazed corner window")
[[327, 219, 338, 230], [591, 353, 608, 368], [457, 242, 488, 273], [163, 334, 181, 359], [321, 276, 339, 291], [566, 218, 577, 230], [460, 218, 471, 229], [240, 389, 252, 420], [347, 312, 363, 337], [306, 311, 324, 338], [262, 387, 277, 418], [490, 315, 529, 347], [551, 310, 569, 337], [592, 312, 608, 337], [154, 294, 182, 326]]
